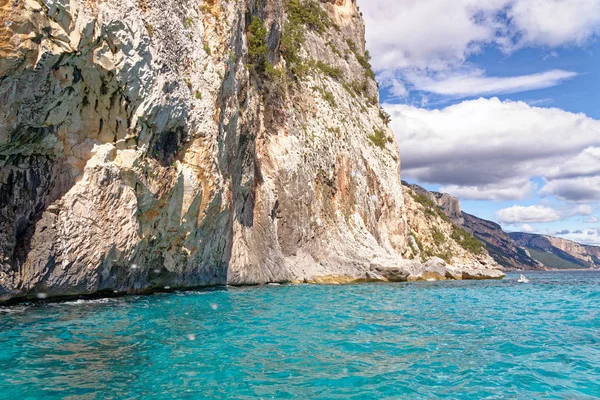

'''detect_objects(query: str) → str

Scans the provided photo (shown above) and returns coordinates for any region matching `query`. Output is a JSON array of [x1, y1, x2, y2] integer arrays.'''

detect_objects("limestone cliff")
[[402, 183, 502, 278], [510, 233, 600, 270], [0, 0, 502, 302], [404, 182, 542, 270], [405, 181, 600, 271], [461, 214, 543, 270]]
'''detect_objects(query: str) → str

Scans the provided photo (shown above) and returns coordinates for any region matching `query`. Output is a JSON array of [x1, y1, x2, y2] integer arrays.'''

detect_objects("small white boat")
[[518, 274, 530, 283]]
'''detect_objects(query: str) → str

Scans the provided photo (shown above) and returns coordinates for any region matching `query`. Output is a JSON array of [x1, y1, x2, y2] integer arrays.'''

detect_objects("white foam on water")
[[61, 298, 111, 306], [0, 306, 29, 314]]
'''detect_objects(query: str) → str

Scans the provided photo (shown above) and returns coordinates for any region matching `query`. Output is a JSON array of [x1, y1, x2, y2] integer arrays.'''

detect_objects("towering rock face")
[[403, 182, 463, 224], [1, 0, 506, 302], [0, 0, 412, 301]]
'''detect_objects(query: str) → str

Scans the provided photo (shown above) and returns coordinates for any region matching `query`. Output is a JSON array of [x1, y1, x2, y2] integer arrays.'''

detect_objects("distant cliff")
[[403, 182, 542, 270], [461, 214, 542, 270], [402, 183, 500, 274], [403, 182, 600, 271], [510, 233, 600, 270]]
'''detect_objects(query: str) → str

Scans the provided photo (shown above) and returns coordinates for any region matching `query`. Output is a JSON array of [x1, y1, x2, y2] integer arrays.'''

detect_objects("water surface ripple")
[[1, 271, 599, 399]]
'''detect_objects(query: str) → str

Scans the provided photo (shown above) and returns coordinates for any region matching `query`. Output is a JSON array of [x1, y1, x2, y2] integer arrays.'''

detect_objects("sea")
[[1, 271, 598, 399]]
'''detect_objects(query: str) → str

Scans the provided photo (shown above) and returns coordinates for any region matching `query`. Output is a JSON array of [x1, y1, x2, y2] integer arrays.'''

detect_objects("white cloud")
[[585, 216, 599, 223], [546, 147, 600, 180], [555, 229, 571, 235], [387, 98, 600, 200], [521, 224, 536, 233], [497, 205, 561, 224], [525, 98, 554, 106], [496, 203, 593, 225], [361, 0, 600, 72], [541, 176, 600, 202], [562, 229, 600, 246], [440, 180, 535, 201], [505, 0, 600, 49], [568, 204, 595, 216], [378, 71, 409, 98], [362, 0, 503, 72], [360, 0, 600, 97], [405, 69, 577, 97]]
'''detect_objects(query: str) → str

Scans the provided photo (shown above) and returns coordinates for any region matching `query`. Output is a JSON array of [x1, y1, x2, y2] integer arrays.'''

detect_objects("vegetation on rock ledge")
[[413, 193, 450, 222], [248, 16, 268, 73], [452, 226, 485, 255], [368, 128, 390, 149], [281, 0, 338, 78]]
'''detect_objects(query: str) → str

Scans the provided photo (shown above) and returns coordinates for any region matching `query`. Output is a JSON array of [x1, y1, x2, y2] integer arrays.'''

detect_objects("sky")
[[359, 0, 600, 245]]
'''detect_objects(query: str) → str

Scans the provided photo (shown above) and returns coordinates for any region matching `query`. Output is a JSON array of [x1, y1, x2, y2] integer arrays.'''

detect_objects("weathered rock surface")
[[0, 0, 503, 302], [461, 268, 505, 280]]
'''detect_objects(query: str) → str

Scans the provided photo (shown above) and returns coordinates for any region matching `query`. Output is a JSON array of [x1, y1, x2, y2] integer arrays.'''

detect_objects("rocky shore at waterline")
[[299, 257, 505, 284], [1, 257, 504, 304]]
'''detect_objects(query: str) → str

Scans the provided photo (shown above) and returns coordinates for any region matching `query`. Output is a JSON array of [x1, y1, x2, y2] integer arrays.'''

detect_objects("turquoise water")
[[1, 271, 599, 399]]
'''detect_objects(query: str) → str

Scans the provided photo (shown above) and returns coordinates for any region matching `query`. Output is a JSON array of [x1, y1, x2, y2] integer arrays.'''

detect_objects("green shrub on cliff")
[[413, 193, 449, 222], [266, 62, 285, 80], [432, 227, 446, 246], [368, 128, 387, 148], [286, 0, 337, 33], [281, 0, 338, 77], [313, 60, 343, 80], [280, 19, 305, 76], [145, 23, 154, 37], [315, 86, 336, 107], [349, 79, 368, 97], [379, 107, 391, 125], [414, 193, 435, 208], [329, 42, 342, 57], [346, 40, 376, 81], [248, 16, 268, 73], [435, 207, 451, 222], [451, 226, 484, 255], [437, 249, 453, 263]]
